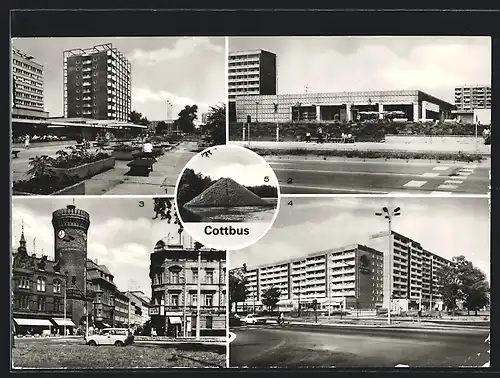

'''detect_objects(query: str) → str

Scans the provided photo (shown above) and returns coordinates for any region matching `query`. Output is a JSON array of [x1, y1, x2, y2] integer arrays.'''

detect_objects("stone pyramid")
[[184, 177, 267, 207]]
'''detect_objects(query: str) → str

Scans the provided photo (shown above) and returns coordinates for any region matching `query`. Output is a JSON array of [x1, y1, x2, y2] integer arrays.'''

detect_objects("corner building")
[[64, 44, 131, 121], [149, 241, 226, 336]]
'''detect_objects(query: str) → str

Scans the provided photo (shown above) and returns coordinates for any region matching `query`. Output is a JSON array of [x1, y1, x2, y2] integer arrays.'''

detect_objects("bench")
[[12, 150, 20, 158], [126, 156, 157, 176]]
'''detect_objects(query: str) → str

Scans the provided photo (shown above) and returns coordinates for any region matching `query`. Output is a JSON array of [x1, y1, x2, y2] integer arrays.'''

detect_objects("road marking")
[[421, 172, 440, 178], [444, 179, 463, 184], [460, 168, 475, 172], [456, 171, 472, 176], [438, 184, 458, 190], [430, 191, 453, 195], [280, 184, 389, 194], [395, 364, 410, 368], [403, 180, 427, 188], [433, 166, 449, 171], [228, 332, 236, 343], [273, 167, 429, 179]]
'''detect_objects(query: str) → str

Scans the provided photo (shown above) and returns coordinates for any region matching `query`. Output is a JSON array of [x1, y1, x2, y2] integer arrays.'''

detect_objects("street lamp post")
[[375, 206, 401, 325], [255, 102, 259, 123], [196, 249, 201, 341], [63, 272, 68, 336], [182, 276, 187, 337]]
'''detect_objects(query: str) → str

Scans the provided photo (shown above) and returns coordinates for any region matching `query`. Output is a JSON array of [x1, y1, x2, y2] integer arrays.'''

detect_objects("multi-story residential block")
[[228, 49, 277, 121], [239, 244, 384, 312], [367, 231, 452, 312], [12, 47, 49, 120], [149, 240, 226, 337], [453, 85, 491, 124], [63, 43, 131, 121], [235, 231, 453, 314]]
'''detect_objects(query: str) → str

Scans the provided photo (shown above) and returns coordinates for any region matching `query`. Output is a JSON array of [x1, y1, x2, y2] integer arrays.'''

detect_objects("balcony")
[[83, 75, 91, 79], [83, 67, 92, 72], [83, 82, 91, 86]]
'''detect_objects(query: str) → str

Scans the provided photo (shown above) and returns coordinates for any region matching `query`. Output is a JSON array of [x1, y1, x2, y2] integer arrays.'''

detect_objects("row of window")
[[13, 74, 43, 88], [15, 295, 63, 312], [17, 277, 61, 293], [14, 91, 43, 102], [14, 83, 43, 95], [154, 270, 225, 285], [13, 59, 43, 74], [12, 66, 42, 82]]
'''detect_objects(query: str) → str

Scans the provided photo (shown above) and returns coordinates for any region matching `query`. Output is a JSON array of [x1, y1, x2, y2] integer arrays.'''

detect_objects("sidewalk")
[[135, 335, 226, 346], [286, 320, 489, 331], [85, 142, 196, 195]]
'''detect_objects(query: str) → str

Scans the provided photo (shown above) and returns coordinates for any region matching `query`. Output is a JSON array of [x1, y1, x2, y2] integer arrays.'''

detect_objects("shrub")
[[248, 147, 483, 163]]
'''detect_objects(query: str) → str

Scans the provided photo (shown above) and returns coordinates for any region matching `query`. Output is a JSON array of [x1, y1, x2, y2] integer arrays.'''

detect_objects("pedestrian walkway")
[[85, 142, 196, 195]]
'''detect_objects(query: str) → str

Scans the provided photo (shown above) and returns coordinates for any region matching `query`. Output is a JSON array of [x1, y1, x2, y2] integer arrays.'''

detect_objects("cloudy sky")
[[11, 197, 194, 297], [12, 37, 226, 120], [230, 197, 490, 282], [184, 145, 279, 187], [229, 36, 491, 103]]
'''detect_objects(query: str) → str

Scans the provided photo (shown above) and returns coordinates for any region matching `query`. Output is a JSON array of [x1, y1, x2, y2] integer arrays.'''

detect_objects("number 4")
[[288, 200, 293, 206]]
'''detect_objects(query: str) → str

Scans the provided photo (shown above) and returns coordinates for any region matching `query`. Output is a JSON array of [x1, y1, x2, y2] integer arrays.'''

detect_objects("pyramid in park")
[[184, 177, 267, 207]]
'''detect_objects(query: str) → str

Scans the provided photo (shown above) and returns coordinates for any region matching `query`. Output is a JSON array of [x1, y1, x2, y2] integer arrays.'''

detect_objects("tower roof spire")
[[20, 219, 26, 243]]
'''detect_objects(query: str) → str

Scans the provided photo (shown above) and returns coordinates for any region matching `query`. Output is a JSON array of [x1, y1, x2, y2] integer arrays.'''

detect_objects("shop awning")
[[14, 318, 52, 327], [52, 318, 76, 327], [168, 317, 182, 325]]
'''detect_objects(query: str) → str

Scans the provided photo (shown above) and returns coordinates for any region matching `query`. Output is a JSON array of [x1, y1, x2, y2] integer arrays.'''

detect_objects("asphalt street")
[[268, 157, 490, 195], [229, 324, 490, 368]]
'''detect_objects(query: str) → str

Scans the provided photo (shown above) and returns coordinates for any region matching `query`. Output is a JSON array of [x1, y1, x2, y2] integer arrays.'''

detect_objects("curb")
[[228, 332, 236, 343]]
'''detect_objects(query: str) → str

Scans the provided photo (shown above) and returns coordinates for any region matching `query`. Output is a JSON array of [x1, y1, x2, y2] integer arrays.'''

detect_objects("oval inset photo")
[[174, 144, 280, 251]]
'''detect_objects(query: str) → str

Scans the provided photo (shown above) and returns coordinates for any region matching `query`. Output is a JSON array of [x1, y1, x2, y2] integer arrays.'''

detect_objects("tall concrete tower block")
[[52, 204, 90, 326]]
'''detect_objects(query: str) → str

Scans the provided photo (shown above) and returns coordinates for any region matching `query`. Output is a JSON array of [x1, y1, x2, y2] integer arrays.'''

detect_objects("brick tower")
[[52, 204, 90, 327]]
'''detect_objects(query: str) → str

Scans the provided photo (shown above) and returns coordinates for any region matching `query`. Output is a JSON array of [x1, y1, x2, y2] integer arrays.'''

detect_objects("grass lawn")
[[12, 339, 226, 369]]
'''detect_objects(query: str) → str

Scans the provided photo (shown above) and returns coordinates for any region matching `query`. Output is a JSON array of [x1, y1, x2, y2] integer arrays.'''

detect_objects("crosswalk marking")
[[403, 180, 427, 188], [438, 184, 458, 190], [444, 179, 463, 184], [431, 191, 453, 195], [460, 168, 475, 172], [421, 172, 440, 178], [457, 171, 472, 176], [433, 166, 450, 171]]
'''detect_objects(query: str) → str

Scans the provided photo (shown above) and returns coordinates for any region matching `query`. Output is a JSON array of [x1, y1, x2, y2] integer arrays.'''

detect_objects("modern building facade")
[[234, 90, 456, 124], [453, 85, 491, 124], [12, 47, 49, 120], [239, 244, 384, 312], [228, 49, 277, 121], [125, 291, 150, 326], [63, 44, 131, 121], [367, 231, 452, 312], [149, 240, 227, 337], [236, 231, 452, 313]]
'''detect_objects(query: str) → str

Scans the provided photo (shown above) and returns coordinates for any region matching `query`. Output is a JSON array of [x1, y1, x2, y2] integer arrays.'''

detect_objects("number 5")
[[264, 176, 269, 182]]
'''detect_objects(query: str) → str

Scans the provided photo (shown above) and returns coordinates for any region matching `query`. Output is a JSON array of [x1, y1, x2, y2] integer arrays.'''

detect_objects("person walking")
[[305, 132, 311, 143], [317, 126, 323, 144], [24, 134, 30, 150], [280, 312, 285, 325]]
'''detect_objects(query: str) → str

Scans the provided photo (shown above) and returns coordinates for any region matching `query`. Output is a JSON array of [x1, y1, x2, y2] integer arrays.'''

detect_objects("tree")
[[200, 103, 226, 146], [437, 259, 462, 316], [174, 105, 198, 134], [261, 286, 281, 312], [151, 198, 183, 234], [229, 269, 248, 313], [129, 110, 150, 126], [155, 121, 168, 135], [437, 255, 490, 316], [460, 263, 490, 315], [176, 168, 214, 207]]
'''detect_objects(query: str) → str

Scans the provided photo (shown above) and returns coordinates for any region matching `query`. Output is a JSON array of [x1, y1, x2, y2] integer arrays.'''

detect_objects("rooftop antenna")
[[33, 237, 36, 256], [72, 198, 76, 206]]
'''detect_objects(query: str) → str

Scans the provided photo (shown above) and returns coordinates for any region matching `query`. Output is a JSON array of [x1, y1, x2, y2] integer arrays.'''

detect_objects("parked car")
[[85, 328, 134, 347], [242, 314, 267, 325]]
